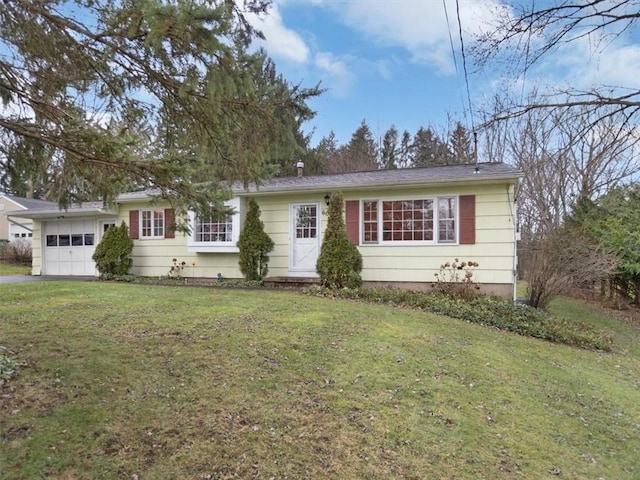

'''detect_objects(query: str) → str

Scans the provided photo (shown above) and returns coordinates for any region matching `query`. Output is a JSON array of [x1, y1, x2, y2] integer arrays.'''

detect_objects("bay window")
[[194, 211, 233, 243], [187, 197, 240, 252]]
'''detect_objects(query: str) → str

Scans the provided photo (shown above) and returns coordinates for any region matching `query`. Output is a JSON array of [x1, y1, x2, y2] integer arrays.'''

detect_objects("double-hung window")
[[438, 197, 456, 243], [141, 209, 164, 238], [362, 196, 457, 244]]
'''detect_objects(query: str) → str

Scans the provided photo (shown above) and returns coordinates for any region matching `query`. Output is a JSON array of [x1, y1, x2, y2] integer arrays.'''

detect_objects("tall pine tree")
[[411, 127, 451, 167], [329, 120, 378, 173], [380, 125, 399, 170], [448, 122, 475, 164], [0, 0, 321, 218]]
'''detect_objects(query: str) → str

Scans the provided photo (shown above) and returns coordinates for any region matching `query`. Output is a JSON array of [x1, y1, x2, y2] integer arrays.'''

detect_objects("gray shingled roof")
[[2, 194, 58, 210], [234, 162, 522, 195], [15, 162, 522, 212], [115, 162, 521, 202]]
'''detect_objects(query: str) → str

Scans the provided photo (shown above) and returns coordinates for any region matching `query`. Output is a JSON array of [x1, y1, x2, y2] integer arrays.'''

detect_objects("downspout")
[[506, 184, 518, 302]]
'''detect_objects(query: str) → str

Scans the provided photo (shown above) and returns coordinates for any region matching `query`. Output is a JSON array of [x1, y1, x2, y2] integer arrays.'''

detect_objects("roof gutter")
[[233, 174, 522, 197], [5, 207, 117, 220]]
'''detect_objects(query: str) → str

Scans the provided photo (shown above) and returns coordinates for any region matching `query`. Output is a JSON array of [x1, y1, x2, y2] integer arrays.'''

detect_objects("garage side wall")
[[31, 219, 43, 276]]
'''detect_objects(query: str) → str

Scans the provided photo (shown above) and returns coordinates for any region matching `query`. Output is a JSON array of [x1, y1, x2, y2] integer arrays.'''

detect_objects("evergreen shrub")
[[238, 198, 274, 281], [92, 221, 133, 277], [316, 192, 363, 289]]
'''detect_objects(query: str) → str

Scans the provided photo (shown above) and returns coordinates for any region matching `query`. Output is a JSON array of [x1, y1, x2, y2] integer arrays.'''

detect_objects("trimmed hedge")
[[316, 192, 362, 289], [238, 198, 274, 281], [92, 221, 133, 277]]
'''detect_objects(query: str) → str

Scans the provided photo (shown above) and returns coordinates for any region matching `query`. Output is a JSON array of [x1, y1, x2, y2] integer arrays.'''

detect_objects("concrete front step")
[[263, 276, 320, 289]]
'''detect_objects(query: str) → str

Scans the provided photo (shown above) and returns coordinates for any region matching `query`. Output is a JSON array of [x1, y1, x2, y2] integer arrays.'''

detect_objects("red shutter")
[[129, 210, 139, 239], [459, 195, 475, 244], [164, 208, 175, 239], [345, 200, 359, 245]]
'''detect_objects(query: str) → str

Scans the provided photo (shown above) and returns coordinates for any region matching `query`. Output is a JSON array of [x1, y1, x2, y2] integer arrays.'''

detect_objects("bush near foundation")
[[238, 198, 274, 281], [92, 221, 133, 277], [316, 192, 362, 289]]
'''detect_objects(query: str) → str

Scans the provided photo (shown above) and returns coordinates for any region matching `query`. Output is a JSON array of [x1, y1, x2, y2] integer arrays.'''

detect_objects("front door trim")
[[289, 202, 321, 277]]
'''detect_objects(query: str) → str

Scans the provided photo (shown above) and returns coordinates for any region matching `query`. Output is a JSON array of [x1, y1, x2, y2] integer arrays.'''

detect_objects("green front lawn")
[[1, 282, 638, 479], [0, 260, 30, 276]]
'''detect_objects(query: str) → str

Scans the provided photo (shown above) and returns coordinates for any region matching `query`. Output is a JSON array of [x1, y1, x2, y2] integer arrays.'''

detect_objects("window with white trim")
[[141, 210, 164, 238], [363, 200, 378, 243], [187, 197, 241, 252], [438, 197, 456, 243], [362, 196, 457, 244], [195, 210, 233, 242]]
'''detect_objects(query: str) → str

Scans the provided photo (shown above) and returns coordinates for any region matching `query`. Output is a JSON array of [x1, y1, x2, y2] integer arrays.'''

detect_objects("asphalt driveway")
[[0, 276, 96, 284]]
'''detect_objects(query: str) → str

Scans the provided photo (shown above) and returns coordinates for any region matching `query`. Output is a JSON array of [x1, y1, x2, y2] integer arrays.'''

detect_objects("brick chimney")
[[296, 161, 304, 177]]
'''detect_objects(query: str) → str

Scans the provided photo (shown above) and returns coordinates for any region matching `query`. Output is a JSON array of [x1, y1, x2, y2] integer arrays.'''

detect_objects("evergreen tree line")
[[298, 119, 477, 177], [1, 114, 477, 200]]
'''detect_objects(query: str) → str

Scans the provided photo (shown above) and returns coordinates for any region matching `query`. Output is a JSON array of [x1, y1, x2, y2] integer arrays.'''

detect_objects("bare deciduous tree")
[[481, 97, 640, 240], [526, 226, 617, 310], [473, 0, 640, 126]]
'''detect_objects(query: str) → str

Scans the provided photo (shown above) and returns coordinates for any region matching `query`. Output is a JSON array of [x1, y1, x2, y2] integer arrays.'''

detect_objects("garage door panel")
[[44, 219, 98, 276]]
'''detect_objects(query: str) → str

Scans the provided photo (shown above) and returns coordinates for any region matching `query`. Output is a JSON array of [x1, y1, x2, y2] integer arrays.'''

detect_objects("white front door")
[[290, 203, 320, 276]]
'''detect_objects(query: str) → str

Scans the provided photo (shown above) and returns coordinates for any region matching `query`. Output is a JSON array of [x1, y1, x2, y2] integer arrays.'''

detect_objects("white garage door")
[[44, 219, 97, 276]]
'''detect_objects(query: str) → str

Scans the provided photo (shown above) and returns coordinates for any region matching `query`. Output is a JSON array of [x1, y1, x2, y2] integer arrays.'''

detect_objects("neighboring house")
[[8, 162, 522, 298], [0, 194, 58, 242]]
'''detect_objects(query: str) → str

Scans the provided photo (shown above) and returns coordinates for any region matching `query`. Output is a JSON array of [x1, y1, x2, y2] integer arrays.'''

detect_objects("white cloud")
[[246, 3, 310, 63], [303, 0, 506, 75], [550, 36, 640, 92], [592, 44, 640, 89], [85, 110, 114, 128], [314, 52, 356, 97], [490, 27, 640, 105]]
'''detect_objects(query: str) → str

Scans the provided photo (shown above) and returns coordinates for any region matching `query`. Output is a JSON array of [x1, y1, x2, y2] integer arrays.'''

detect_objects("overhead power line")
[[442, 0, 467, 124], [455, 0, 475, 134]]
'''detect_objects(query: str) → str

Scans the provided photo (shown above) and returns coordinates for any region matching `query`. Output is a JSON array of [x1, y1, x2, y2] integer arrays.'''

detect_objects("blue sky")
[[247, 0, 640, 147]]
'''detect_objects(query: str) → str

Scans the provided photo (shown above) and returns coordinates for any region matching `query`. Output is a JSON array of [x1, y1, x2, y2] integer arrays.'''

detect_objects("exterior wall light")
[[324, 194, 331, 206]]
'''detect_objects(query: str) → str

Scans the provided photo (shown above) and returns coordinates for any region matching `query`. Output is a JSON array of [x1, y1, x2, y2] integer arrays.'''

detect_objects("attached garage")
[[43, 219, 98, 276], [6, 203, 117, 277]]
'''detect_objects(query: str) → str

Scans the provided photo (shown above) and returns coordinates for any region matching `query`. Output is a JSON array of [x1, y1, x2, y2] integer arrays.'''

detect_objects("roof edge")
[[234, 173, 521, 196], [6, 207, 117, 220]]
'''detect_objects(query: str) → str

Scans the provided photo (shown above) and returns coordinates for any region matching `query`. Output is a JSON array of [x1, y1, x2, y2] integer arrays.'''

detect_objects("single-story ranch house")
[[7, 162, 522, 298]]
